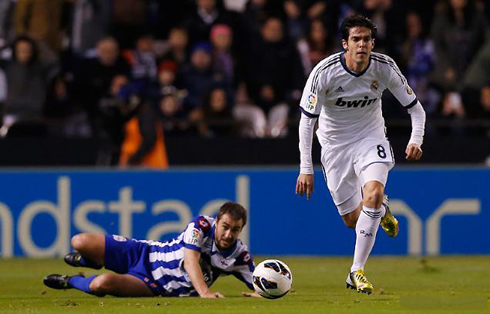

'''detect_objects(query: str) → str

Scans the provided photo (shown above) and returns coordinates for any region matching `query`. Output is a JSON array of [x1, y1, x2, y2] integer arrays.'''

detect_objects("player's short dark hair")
[[340, 15, 377, 41], [217, 202, 247, 226]]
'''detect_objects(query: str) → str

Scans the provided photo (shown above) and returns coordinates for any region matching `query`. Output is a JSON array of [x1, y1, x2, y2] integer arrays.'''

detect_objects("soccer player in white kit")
[[296, 15, 425, 294]]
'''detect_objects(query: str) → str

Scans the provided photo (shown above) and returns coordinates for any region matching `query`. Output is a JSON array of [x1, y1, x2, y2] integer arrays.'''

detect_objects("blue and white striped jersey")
[[142, 216, 255, 297]]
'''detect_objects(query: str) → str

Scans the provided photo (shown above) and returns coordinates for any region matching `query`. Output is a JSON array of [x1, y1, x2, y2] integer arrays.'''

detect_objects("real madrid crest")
[[370, 80, 379, 92]]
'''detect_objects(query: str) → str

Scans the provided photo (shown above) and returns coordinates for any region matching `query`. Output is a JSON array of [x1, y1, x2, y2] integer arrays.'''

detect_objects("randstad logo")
[[335, 96, 377, 108]]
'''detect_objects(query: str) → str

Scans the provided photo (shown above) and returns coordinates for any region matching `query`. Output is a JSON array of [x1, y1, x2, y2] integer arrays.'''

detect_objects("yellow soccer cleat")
[[346, 269, 373, 295], [380, 194, 399, 237]]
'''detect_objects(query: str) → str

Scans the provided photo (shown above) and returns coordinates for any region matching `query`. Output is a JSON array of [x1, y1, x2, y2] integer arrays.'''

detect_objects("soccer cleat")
[[43, 274, 79, 290], [64, 252, 102, 269], [380, 194, 399, 237], [346, 269, 373, 294]]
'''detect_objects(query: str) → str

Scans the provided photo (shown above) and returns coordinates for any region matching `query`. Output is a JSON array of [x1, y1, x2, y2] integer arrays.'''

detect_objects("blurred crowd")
[[0, 0, 489, 166]]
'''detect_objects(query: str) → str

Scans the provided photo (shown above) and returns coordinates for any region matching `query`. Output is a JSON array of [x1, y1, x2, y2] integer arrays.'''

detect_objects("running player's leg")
[[352, 163, 389, 271], [339, 193, 362, 228], [346, 163, 390, 293]]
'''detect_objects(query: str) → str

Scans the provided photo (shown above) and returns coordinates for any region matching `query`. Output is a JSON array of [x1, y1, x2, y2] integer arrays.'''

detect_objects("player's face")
[[342, 26, 374, 66], [215, 214, 244, 250]]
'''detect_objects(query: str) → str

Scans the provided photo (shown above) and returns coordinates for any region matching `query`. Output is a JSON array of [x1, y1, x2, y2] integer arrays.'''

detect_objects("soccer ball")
[[252, 259, 293, 299]]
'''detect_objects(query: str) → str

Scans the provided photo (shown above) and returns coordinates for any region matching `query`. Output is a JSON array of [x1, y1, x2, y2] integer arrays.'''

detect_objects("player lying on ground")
[[44, 202, 259, 298], [296, 15, 425, 294]]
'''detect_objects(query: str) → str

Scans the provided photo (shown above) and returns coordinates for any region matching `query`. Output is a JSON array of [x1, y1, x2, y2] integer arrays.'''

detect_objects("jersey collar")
[[340, 51, 371, 77]]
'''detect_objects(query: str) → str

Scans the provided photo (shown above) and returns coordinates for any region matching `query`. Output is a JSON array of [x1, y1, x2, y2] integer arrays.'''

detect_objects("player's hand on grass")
[[200, 291, 225, 298], [242, 291, 261, 297], [296, 173, 314, 200], [405, 143, 423, 161]]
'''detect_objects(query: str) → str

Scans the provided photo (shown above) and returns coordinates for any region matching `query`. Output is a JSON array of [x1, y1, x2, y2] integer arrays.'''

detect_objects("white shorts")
[[320, 138, 395, 216]]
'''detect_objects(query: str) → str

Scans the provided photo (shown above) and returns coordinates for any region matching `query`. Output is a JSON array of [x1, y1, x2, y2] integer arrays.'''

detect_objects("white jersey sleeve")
[[299, 55, 339, 117], [374, 53, 418, 109]]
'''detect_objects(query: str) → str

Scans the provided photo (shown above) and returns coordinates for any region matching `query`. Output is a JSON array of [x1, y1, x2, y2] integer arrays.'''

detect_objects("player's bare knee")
[[363, 188, 384, 208], [89, 274, 112, 293], [71, 234, 86, 251]]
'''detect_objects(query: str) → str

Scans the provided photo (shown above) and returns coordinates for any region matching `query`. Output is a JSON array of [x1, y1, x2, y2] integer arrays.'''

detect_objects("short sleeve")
[[182, 216, 211, 252]]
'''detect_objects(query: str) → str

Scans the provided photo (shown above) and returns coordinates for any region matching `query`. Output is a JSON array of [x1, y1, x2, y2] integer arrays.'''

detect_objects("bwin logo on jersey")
[[335, 96, 377, 108]]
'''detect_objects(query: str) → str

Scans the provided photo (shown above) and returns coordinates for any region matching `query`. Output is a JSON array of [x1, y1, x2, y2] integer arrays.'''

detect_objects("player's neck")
[[344, 54, 369, 73]]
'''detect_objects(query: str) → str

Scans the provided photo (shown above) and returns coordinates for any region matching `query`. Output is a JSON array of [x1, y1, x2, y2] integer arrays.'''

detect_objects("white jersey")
[[299, 51, 417, 147]]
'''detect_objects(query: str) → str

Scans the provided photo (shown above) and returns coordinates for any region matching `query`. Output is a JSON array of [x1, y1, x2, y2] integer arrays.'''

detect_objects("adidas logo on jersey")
[[335, 86, 344, 93], [335, 96, 377, 108]]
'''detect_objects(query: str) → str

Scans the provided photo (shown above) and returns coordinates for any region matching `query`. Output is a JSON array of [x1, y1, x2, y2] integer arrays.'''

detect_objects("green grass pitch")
[[1, 256, 489, 314]]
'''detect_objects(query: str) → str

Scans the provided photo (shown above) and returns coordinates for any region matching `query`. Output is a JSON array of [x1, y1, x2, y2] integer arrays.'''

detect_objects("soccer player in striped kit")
[[296, 15, 426, 294], [44, 202, 259, 298]]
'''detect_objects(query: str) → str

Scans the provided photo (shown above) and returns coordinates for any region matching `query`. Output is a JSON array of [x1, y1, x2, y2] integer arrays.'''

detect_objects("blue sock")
[[68, 275, 97, 294]]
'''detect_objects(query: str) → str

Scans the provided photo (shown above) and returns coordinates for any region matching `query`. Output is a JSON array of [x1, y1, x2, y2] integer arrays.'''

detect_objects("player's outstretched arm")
[[296, 173, 314, 200], [183, 248, 225, 298]]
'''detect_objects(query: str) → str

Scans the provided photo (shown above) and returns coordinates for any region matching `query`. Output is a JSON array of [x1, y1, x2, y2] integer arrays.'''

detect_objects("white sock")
[[351, 205, 382, 273], [380, 203, 386, 218]]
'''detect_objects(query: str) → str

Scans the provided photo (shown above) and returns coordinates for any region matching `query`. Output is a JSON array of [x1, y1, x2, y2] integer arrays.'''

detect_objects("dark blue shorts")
[[104, 235, 160, 295]]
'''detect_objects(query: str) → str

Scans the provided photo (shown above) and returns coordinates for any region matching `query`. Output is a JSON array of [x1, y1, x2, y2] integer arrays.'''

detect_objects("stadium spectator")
[[0, 36, 58, 136], [71, 0, 112, 57], [463, 41, 490, 121], [0, 0, 14, 46], [430, 0, 487, 98], [159, 27, 190, 68], [72, 37, 131, 131], [151, 60, 183, 100], [283, 0, 308, 42], [297, 18, 335, 75], [210, 24, 235, 88], [43, 202, 259, 298], [180, 42, 221, 110], [198, 87, 235, 137], [245, 17, 304, 137], [354, 0, 408, 58], [158, 91, 197, 137], [14, 0, 66, 62], [399, 11, 439, 116], [119, 102, 169, 169], [232, 82, 268, 138], [122, 33, 158, 85], [185, 0, 236, 47], [303, 0, 342, 42], [95, 75, 142, 165]]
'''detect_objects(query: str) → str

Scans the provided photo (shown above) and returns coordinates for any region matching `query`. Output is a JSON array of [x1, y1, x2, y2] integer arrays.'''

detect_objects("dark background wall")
[[0, 134, 488, 166]]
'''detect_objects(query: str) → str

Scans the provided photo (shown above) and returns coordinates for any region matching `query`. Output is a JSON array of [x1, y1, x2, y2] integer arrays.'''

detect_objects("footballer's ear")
[[371, 38, 375, 49], [342, 39, 348, 51]]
